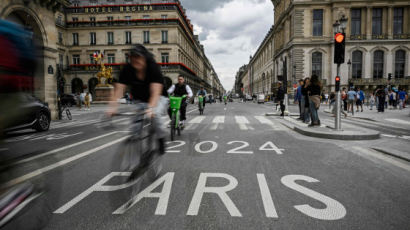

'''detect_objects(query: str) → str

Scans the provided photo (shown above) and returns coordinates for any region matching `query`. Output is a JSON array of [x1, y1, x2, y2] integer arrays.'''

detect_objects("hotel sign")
[[84, 5, 153, 13]]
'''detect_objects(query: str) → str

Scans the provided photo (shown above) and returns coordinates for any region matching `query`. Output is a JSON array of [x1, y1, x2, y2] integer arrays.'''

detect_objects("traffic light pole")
[[335, 64, 342, 130]]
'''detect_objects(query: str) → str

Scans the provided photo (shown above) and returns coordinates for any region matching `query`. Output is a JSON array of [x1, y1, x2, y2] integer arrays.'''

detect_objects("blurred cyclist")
[[167, 75, 193, 126], [197, 86, 207, 109], [107, 44, 167, 154]]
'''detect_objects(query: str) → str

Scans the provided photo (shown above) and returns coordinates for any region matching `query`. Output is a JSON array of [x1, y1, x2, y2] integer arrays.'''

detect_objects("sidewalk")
[[277, 114, 380, 141]]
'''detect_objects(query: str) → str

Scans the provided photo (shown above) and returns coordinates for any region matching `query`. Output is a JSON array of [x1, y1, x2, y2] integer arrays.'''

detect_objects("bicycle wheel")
[[65, 109, 72, 120], [170, 113, 176, 141]]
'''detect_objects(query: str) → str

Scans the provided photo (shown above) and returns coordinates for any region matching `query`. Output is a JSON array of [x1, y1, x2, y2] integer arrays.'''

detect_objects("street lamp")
[[347, 59, 352, 79]]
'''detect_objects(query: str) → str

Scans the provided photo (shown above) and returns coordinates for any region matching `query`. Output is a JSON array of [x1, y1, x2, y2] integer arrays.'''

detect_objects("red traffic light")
[[335, 33, 344, 43], [335, 76, 341, 82]]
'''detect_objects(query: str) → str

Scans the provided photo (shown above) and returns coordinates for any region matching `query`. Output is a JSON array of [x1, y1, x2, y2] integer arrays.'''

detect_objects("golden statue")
[[93, 52, 113, 87]]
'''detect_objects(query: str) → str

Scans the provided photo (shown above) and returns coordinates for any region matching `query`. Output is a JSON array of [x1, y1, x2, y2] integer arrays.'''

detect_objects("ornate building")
[[0, 0, 224, 118], [272, 0, 410, 94]]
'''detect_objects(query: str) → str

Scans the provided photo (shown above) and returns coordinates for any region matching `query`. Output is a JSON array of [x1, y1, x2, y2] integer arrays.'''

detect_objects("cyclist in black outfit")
[[167, 75, 193, 125]]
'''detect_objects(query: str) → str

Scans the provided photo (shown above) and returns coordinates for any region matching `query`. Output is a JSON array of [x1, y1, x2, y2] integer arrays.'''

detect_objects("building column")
[[387, 6, 393, 39], [386, 50, 393, 78], [366, 6, 372, 40], [364, 51, 372, 79]]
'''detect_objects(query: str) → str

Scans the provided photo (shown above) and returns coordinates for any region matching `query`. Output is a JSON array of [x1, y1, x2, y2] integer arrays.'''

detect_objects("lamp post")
[[333, 15, 348, 130]]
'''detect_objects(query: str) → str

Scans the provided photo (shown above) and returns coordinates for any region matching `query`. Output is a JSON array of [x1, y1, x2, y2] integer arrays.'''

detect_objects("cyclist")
[[107, 44, 167, 155], [197, 86, 207, 109], [167, 75, 193, 126]]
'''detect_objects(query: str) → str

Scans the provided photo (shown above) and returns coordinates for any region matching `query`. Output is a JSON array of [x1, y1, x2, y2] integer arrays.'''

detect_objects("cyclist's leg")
[[153, 96, 168, 155], [180, 102, 187, 121]]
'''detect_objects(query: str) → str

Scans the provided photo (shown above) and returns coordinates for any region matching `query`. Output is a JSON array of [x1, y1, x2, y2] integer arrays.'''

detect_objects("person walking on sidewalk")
[[375, 86, 385, 113], [84, 92, 91, 111], [369, 93, 376, 110], [277, 81, 285, 116], [398, 88, 406, 110], [347, 87, 357, 115], [294, 79, 303, 120], [307, 75, 322, 127], [356, 87, 365, 112], [301, 78, 311, 123], [342, 87, 348, 111]]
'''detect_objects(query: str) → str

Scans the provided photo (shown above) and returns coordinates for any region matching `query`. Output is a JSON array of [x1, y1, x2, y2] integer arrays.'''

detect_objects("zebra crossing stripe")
[[385, 119, 410, 126], [235, 116, 253, 130], [254, 116, 285, 131], [211, 116, 225, 130]]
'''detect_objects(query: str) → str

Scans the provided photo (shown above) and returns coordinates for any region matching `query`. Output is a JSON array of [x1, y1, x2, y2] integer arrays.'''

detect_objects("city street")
[[2, 101, 410, 230]]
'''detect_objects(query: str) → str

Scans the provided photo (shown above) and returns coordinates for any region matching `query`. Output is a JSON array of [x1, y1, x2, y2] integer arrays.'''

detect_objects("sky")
[[180, 0, 274, 91]]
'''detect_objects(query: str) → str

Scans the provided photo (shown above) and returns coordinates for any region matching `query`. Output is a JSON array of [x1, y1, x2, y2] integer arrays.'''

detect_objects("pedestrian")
[[369, 93, 376, 110], [331, 92, 347, 118], [76, 92, 82, 110], [277, 81, 285, 116], [84, 92, 91, 110], [294, 79, 303, 120], [356, 87, 365, 112], [346, 87, 357, 115], [301, 78, 311, 123], [375, 86, 385, 113], [324, 92, 329, 105], [342, 87, 348, 111], [398, 88, 406, 110], [307, 75, 322, 127]]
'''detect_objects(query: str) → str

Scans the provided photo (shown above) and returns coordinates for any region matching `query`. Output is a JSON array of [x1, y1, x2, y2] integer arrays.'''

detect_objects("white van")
[[257, 94, 265, 104]]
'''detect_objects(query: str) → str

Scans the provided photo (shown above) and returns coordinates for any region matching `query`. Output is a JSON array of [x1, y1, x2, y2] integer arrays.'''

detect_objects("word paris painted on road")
[[167, 141, 285, 155], [54, 173, 346, 221]]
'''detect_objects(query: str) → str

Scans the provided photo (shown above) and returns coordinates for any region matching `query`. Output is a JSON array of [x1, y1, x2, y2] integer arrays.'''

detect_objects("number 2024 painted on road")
[[166, 141, 285, 155]]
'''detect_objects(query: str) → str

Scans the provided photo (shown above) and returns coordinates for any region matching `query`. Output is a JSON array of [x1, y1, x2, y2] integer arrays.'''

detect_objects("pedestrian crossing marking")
[[254, 116, 285, 131], [385, 119, 410, 126], [189, 116, 206, 124], [211, 116, 225, 130], [235, 116, 253, 130]]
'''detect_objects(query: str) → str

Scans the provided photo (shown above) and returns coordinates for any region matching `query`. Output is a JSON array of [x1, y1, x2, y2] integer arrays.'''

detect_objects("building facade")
[[0, 0, 224, 118], [272, 0, 410, 94]]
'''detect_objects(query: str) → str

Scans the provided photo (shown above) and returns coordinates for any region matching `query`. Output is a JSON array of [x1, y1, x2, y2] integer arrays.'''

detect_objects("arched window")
[[373, 50, 384, 79], [395, 50, 406, 78], [312, 52, 322, 78], [352, 51, 363, 79]]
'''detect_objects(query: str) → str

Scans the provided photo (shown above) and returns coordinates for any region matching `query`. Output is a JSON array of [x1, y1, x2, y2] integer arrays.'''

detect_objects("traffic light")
[[335, 76, 341, 92], [388, 73, 392, 81], [334, 33, 345, 64]]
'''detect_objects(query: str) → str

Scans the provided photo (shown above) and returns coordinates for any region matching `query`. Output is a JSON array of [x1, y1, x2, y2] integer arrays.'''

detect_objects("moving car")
[[3, 94, 51, 133], [257, 94, 265, 104]]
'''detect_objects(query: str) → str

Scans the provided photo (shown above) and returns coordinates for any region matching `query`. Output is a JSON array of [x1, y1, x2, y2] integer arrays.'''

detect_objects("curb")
[[371, 147, 410, 162], [293, 126, 380, 140]]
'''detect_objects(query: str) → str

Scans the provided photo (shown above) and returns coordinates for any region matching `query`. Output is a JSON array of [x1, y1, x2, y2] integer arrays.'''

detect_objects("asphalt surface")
[[1, 102, 410, 230]]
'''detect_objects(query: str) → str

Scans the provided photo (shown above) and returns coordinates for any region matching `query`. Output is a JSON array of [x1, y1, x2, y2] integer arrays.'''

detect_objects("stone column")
[[386, 50, 393, 79], [364, 51, 372, 79], [366, 6, 372, 40], [387, 6, 393, 39]]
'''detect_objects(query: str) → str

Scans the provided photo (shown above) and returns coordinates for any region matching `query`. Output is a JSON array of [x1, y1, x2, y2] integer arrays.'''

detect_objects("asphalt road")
[[2, 102, 410, 230]]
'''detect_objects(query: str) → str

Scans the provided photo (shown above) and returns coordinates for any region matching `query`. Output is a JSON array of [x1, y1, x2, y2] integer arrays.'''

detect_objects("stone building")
[[272, 0, 410, 94], [0, 0, 224, 118]]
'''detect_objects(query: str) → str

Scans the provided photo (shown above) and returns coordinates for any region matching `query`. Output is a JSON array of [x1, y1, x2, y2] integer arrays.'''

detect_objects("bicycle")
[[169, 95, 187, 141], [198, 95, 204, 115], [224, 96, 228, 105], [60, 105, 72, 120], [108, 103, 162, 210]]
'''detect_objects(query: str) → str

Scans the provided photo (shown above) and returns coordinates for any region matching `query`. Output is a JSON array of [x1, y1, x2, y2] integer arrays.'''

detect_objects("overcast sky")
[[180, 0, 274, 91]]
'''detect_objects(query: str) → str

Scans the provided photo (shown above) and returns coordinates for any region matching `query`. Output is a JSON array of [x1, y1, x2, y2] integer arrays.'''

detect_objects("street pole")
[[335, 64, 341, 130]]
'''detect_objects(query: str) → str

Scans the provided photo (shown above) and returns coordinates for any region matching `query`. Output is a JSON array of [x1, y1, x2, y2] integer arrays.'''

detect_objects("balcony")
[[393, 34, 410, 40], [371, 34, 388, 40], [350, 34, 366, 40], [349, 77, 410, 86]]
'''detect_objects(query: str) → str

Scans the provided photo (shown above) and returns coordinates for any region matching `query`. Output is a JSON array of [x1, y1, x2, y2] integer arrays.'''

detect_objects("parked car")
[[3, 93, 51, 133], [60, 94, 77, 107], [245, 94, 253, 101], [257, 94, 265, 104]]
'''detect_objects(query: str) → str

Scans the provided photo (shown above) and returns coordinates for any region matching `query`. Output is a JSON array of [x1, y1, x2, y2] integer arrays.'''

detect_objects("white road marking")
[[194, 141, 218, 154], [399, 135, 410, 140], [187, 173, 242, 217], [52, 119, 100, 129], [254, 116, 285, 131], [381, 134, 397, 138], [11, 131, 119, 166], [235, 116, 253, 130], [187, 108, 198, 114], [257, 174, 279, 218], [385, 118, 410, 126], [352, 146, 410, 172], [259, 141, 285, 155], [188, 116, 206, 124], [210, 116, 225, 130], [3, 135, 130, 188]]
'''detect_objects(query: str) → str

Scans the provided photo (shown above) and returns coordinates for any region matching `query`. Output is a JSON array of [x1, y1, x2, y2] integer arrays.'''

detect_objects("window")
[[72, 33, 79, 45], [72, 17, 78, 27], [395, 50, 406, 78], [352, 51, 363, 79], [57, 15, 62, 25], [107, 32, 114, 45], [72, 55, 80, 65], [90, 32, 96, 45], [393, 8, 403, 35], [312, 52, 322, 78], [90, 17, 96, 26], [373, 50, 384, 79], [125, 31, 132, 44], [372, 8, 383, 35], [90, 54, 96, 64], [312, 9, 323, 36], [125, 16, 131, 25], [125, 53, 130, 63], [107, 16, 113, 25], [161, 15, 168, 19], [58, 32, 63, 44], [351, 9, 361, 36], [59, 54, 64, 66], [143, 15, 150, 19], [161, 53, 169, 63], [162, 31, 168, 44], [107, 54, 115, 64], [143, 31, 150, 44]]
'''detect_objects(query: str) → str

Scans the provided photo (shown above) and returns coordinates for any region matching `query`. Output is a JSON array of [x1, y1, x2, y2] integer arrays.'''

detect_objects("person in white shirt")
[[167, 75, 193, 124]]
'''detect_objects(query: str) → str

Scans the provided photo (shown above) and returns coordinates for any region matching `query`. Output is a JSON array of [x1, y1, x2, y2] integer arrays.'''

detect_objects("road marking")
[[259, 141, 285, 155], [187, 108, 198, 114], [381, 134, 397, 138], [235, 116, 253, 130], [254, 116, 285, 131], [188, 116, 206, 124], [385, 118, 410, 126], [210, 116, 225, 130], [187, 173, 242, 217], [3, 135, 130, 188], [257, 174, 279, 218], [352, 146, 410, 172], [52, 119, 100, 129]]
